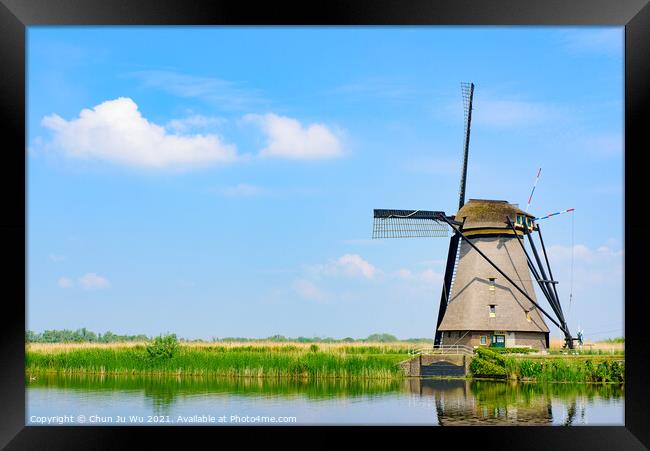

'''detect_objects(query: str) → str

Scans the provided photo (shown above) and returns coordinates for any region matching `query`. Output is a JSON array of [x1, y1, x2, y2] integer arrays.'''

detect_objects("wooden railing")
[[408, 344, 474, 357]]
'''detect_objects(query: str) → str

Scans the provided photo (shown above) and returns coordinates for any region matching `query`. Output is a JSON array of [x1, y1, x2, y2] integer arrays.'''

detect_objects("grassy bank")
[[26, 342, 408, 379], [470, 348, 624, 383]]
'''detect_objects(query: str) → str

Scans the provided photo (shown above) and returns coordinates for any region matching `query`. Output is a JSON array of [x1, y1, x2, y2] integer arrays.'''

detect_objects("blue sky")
[[27, 27, 624, 340]]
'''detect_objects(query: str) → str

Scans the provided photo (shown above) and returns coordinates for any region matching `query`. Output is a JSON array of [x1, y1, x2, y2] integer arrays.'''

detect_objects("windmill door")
[[491, 334, 505, 348]]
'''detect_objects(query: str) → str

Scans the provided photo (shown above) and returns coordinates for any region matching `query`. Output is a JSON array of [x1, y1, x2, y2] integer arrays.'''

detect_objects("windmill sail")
[[458, 82, 474, 210], [435, 82, 475, 346], [372, 209, 449, 238]]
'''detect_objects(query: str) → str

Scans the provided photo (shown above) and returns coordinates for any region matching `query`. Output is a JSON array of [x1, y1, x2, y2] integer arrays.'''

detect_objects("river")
[[26, 374, 624, 426]]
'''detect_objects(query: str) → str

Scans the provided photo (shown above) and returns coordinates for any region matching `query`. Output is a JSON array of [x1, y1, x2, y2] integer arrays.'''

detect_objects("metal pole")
[[507, 218, 564, 320], [436, 214, 563, 330], [537, 224, 563, 321], [536, 224, 573, 348], [525, 224, 567, 327]]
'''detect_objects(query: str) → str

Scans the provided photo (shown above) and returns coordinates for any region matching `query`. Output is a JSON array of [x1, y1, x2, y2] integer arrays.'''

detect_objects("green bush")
[[309, 344, 319, 353], [146, 334, 179, 360], [469, 357, 507, 378], [475, 347, 507, 366]]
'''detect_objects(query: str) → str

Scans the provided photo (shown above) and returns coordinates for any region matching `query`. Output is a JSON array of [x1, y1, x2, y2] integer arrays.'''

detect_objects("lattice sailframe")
[[372, 209, 449, 239]]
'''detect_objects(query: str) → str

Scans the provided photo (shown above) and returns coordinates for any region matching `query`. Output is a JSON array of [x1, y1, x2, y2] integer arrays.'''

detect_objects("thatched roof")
[[455, 199, 533, 230]]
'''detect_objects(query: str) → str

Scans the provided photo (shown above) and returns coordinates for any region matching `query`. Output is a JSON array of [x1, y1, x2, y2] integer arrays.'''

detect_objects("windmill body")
[[372, 82, 574, 351], [437, 199, 549, 350]]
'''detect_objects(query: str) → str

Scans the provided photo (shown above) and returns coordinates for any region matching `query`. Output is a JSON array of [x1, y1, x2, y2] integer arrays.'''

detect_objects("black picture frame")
[[1, 0, 648, 448]]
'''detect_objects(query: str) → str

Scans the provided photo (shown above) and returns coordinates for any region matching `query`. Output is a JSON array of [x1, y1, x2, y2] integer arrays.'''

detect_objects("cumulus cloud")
[[336, 254, 377, 279], [245, 113, 343, 160], [41, 97, 238, 169], [78, 273, 110, 290], [58, 277, 73, 288]]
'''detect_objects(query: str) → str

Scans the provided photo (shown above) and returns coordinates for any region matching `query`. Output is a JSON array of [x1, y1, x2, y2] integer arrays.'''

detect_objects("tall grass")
[[470, 348, 624, 383], [26, 344, 406, 379]]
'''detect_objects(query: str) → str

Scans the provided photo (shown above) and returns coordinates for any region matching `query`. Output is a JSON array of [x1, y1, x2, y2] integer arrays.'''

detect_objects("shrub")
[[475, 347, 507, 366], [469, 357, 507, 378], [146, 334, 179, 360], [309, 344, 319, 353]]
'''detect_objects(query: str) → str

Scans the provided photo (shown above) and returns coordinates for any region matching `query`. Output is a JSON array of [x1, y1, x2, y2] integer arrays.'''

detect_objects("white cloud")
[[292, 279, 326, 301], [41, 97, 238, 169], [58, 277, 73, 288], [309, 254, 378, 280], [246, 113, 343, 160], [78, 273, 110, 290], [166, 114, 225, 133], [336, 254, 377, 279], [221, 183, 263, 197]]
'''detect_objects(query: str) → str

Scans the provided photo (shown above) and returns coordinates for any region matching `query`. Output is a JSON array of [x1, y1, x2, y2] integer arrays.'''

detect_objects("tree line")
[[25, 329, 431, 344], [26, 328, 149, 343]]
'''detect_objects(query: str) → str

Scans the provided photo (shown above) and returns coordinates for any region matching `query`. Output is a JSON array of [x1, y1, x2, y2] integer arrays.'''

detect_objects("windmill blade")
[[458, 82, 475, 209], [434, 233, 461, 346], [372, 209, 450, 238]]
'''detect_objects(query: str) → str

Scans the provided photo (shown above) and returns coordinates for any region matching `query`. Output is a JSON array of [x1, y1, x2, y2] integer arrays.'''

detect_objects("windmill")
[[372, 82, 575, 350]]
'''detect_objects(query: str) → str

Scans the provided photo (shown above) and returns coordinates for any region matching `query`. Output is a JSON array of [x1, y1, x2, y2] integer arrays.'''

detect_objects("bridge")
[[400, 345, 474, 377]]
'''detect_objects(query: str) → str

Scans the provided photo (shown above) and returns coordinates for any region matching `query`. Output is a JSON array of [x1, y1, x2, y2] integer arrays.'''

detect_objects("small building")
[[437, 199, 549, 351]]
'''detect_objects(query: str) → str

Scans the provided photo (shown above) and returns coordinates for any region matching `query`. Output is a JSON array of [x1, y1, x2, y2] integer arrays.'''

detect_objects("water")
[[26, 375, 624, 426]]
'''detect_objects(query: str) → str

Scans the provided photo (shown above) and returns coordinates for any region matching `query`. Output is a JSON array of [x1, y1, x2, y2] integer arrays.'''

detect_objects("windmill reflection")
[[409, 379, 554, 425]]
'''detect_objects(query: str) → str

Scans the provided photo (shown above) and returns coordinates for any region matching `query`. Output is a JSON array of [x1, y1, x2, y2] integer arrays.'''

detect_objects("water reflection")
[[26, 374, 623, 425], [408, 379, 623, 425]]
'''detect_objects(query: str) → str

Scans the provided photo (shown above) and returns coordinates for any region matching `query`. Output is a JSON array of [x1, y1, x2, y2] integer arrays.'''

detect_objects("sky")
[[26, 26, 624, 341]]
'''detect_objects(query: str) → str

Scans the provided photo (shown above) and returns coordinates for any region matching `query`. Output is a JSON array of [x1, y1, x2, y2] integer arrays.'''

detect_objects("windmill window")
[[516, 215, 523, 225], [489, 305, 496, 317], [480, 336, 487, 345], [488, 278, 496, 291], [526, 312, 532, 322]]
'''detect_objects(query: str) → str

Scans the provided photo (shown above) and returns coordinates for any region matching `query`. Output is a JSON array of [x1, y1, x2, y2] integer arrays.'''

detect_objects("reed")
[[26, 343, 407, 379], [470, 348, 624, 383]]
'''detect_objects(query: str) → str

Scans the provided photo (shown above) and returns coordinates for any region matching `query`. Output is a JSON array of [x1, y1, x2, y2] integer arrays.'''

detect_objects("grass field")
[[25, 341, 421, 379], [26, 338, 623, 381], [27, 340, 425, 352]]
